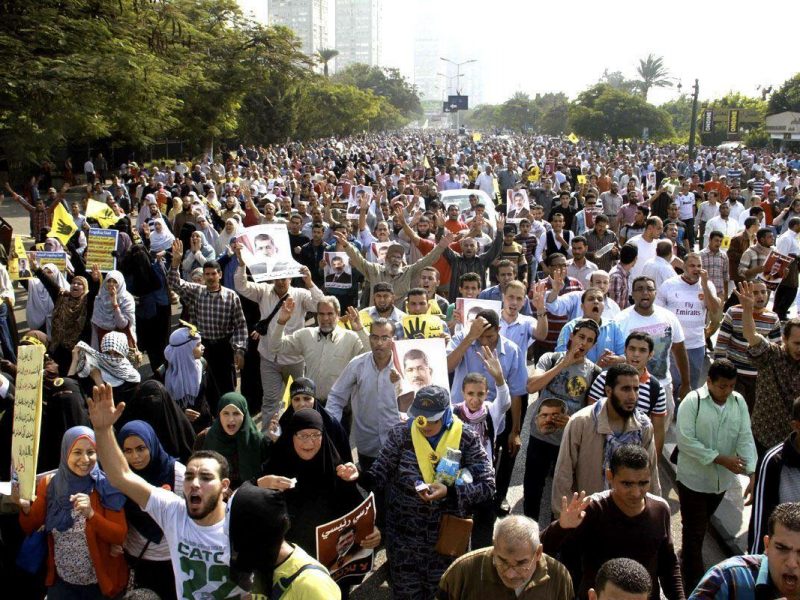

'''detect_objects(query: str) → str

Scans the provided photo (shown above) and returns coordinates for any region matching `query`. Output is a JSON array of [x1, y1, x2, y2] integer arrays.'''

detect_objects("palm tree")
[[317, 48, 339, 77], [636, 54, 672, 101]]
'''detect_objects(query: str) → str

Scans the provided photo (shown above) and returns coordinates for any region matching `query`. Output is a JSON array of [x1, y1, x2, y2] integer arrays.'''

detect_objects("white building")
[[335, 0, 381, 71], [269, 0, 330, 59]]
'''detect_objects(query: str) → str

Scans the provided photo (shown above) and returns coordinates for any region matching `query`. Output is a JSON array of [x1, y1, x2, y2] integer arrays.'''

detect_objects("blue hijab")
[[117, 420, 178, 543], [45, 426, 126, 532]]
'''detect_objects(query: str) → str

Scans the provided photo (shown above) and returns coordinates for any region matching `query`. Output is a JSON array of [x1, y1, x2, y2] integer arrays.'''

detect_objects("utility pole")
[[440, 57, 476, 132], [688, 79, 700, 160]]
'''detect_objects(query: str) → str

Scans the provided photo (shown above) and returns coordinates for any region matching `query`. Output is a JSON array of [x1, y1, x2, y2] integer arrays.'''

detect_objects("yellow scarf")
[[411, 416, 463, 484]]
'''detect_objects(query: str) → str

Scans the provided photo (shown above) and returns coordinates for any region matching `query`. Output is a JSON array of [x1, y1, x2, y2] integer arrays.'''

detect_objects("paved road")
[[1, 198, 730, 598]]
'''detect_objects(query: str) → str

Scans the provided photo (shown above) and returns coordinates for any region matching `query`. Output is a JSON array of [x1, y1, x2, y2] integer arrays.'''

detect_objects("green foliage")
[[462, 92, 568, 134], [659, 96, 693, 135], [698, 92, 766, 146], [635, 54, 672, 100], [598, 69, 638, 95], [317, 48, 339, 77], [768, 73, 800, 114], [568, 84, 673, 142], [743, 127, 771, 148], [333, 64, 422, 117]]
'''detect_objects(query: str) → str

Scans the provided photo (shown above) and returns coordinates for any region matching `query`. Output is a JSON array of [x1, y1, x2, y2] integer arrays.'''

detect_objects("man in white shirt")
[[774, 217, 800, 320], [675, 181, 696, 248], [614, 275, 690, 423], [88, 384, 243, 600], [640, 241, 677, 289], [703, 202, 741, 249], [475, 165, 497, 197], [656, 254, 721, 390], [628, 216, 663, 283]]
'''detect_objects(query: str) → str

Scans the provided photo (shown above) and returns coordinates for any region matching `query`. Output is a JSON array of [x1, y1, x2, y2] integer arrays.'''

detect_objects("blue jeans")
[[670, 345, 707, 392], [0, 302, 16, 363]]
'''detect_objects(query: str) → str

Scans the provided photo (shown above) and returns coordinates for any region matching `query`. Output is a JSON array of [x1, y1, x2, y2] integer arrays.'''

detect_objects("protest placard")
[[759, 250, 795, 290], [47, 203, 77, 246], [391, 338, 450, 411], [34, 251, 67, 273], [11, 345, 45, 500], [324, 252, 353, 290], [316, 494, 376, 585], [9, 235, 32, 280], [238, 224, 304, 282], [85, 228, 119, 272], [506, 189, 530, 222], [401, 314, 446, 340]]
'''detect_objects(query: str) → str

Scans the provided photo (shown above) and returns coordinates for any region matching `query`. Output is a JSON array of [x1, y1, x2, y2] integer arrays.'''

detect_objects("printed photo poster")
[[758, 250, 795, 291], [238, 224, 304, 282], [323, 251, 353, 290], [346, 185, 373, 219], [456, 298, 502, 333], [646, 171, 657, 190], [391, 338, 450, 411], [371, 241, 393, 265], [316, 493, 376, 585], [335, 180, 352, 200], [545, 159, 556, 176], [33, 251, 67, 273], [11, 344, 45, 500], [9, 235, 32, 280], [584, 205, 604, 229], [506, 189, 531, 222], [85, 228, 119, 272]]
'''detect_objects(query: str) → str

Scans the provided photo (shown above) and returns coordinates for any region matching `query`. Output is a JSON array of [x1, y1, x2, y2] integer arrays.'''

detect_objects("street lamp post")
[[688, 79, 700, 161], [440, 57, 477, 131]]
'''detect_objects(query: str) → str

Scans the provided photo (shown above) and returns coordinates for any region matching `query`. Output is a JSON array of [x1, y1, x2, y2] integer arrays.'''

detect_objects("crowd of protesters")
[[0, 131, 800, 599]]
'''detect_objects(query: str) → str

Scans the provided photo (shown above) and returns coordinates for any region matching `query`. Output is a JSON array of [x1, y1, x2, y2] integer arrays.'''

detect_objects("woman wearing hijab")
[[258, 409, 379, 598], [26, 262, 69, 336], [116, 380, 195, 463], [31, 257, 101, 375], [214, 217, 243, 256], [195, 213, 219, 249], [117, 421, 183, 600], [69, 331, 141, 407], [359, 385, 495, 600], [120, 243, 171, 371], [159, 326, 217, 434], [91, 270, 136, 350], [144, 218, 175, 255], [195, 392, 269, 490], [181, 230, 216, 279], [17, 426, 128, 599]]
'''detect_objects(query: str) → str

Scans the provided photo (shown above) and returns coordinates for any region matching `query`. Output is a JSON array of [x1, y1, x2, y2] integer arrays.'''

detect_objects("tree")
[[768, 73, 800, 114], [698, 92, 767, 146], [316, 48, 339, 77], [659, 95, 694, 135], [568, 84, 673, 142], [533, 93, 569, 135], [599, 69, 638, 95], [333, 64, 422, 117], [635, 54, 672, 100]]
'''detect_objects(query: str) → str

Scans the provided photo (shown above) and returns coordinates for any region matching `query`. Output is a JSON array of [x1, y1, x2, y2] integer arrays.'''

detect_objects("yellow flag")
[[282, 375, 293, 411], [423, 156, 431, 169], [577, 175, 587, 185], [86, 199, 120, 228], [472, 132, 482, 142], [47, 203, 78, 246], [567, 133, 579, 144]]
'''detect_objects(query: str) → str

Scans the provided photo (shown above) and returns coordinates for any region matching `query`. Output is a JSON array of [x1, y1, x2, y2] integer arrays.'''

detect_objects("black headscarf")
[[229, 482, 290, 592], [120, 244, 162, 297], [38, 377, 91, 472], [278, 398, 351, 464], [117, 380, 195, 463]]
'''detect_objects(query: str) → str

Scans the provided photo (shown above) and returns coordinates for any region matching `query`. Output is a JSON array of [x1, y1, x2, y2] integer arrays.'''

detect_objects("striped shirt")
[[532, 276, 583, 353], [714, 306, 781, 377], [689, 553, 773, 599], [587, 370, 667, 415]]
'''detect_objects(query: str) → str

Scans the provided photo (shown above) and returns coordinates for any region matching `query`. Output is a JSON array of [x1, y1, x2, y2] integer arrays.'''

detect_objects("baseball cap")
[[408, 385, 450, 421], [290, 377, 316, 399]]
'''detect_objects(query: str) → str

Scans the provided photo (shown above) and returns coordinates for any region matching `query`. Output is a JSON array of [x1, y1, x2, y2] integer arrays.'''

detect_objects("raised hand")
[[88, 383, 125, 430], [558, 491, 591, 529], [346, 305, 363, 331], [478, 345, 504, 384], [530, 280, 548, 313], [277, 296, 296, 325], [733, 281, 755, 311], [171, 239, 184, 268]]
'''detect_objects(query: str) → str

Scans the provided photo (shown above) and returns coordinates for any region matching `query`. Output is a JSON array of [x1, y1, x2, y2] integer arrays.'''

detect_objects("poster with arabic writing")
[[315, 493, 376, 584]]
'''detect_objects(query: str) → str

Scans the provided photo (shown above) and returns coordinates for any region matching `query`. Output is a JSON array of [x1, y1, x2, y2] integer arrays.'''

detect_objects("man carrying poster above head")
[[506, 190, 531, 221], [324, 253, 353, 288], [238, 224, 304, 282]]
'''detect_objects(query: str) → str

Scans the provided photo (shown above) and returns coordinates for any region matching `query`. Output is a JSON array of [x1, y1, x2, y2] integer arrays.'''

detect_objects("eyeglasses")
[[294, 432, 323, 442], [494, 554, 536, 574]]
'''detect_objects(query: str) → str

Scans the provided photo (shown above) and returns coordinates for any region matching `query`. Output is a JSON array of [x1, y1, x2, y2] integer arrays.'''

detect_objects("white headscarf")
[[26, 263, 69, 334], [195, 214, 219, 249], [149, 218, 176, 253], [136, 194, 160, 230], [163, 327, 203, 408], [214, 217, 244, 255], [92, 270, 136, 339]]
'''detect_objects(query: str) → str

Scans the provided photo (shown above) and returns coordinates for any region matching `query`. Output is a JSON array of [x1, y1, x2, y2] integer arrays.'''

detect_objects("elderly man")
[[268, 296, 368, 403], [437, 515, 573, 599], [335, 230, 452, 308]]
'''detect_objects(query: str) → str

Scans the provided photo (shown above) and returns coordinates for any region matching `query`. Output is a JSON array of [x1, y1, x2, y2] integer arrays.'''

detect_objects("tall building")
[[412, 5, 443, 103], [335, 0, 381, 71], [269, 0, 330, 58]]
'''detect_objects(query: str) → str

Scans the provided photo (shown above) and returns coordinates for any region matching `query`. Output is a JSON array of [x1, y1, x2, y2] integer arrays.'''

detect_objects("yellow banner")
[[11, 345, 45, 500], [86, 199, 120, 228], [567, 133, 579, 144], [402, 315, 444, 339], [47, 203, 78, 246], [8, 236, 31, 280]]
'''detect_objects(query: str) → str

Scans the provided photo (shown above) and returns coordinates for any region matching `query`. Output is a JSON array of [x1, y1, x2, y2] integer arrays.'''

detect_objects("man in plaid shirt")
[[168, 239, 248, 395], [700, 231, 730, 302], [608, 244, 638, 310]]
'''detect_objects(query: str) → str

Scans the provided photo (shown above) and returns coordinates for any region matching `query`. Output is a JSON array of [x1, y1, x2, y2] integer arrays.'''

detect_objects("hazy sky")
[[240, 0, 797, 107]]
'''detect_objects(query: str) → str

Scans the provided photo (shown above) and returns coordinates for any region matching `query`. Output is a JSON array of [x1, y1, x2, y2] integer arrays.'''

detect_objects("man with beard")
[[335, 231, 453, 308], [542, 445, 681, 600], [551, 364, 660, 516], [88, 384, 242, 599], [674, 358, 756, 591]]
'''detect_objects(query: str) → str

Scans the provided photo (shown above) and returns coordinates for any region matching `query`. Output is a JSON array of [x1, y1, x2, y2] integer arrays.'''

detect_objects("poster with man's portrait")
[[238, 224, 304, 282], [316, 493, 376, 585], [323, 251, 353, 290], [391, 338, 449, 411], [370, 241, 393, 264], [346, 186, 373, 219], [455, 298, 502, 334], [506, 189, 531, 222]]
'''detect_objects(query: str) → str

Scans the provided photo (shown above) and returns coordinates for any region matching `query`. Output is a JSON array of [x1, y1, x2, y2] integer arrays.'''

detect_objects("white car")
[[438, 189, 497, 221]]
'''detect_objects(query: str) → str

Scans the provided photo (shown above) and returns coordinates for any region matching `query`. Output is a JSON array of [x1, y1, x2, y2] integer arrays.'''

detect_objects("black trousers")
[[676, 481, 725, 592], [494, 398, 529, 505], [523, 436, 561, 522], [773, 284, 797, 321], [204, 337, 235, 396]]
